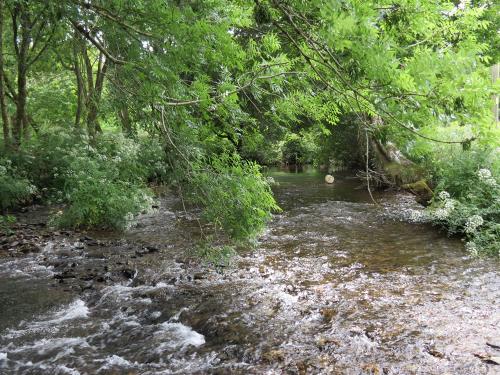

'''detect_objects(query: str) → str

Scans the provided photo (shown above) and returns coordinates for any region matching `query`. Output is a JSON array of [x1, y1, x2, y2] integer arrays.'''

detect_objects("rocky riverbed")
[[0, 171, 499, 374]]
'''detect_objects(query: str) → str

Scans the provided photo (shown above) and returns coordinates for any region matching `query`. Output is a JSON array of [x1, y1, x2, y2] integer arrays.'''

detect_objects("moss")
[[383, 163, 425, 185], [403, 179, 434, 205]]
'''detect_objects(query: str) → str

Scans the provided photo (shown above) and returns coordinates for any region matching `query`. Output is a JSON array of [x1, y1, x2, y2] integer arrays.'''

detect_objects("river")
[[0, 170, 498, 374]]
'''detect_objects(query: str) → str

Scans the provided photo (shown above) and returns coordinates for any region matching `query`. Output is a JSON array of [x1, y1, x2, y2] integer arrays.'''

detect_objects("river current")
[[0, 170, 498, 374]]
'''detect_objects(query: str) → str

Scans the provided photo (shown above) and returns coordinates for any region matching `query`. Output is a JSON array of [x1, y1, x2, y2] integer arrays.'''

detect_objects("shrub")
[[47, 134, 157, 230], [52, 177, 153, 230], [92, 133, 168, 184], [0, 215, 16, 235], [5, 128, 163, 230], [0, 158, 37, 212], [426, 148, 499, 256], [15, 128, 85, 193]]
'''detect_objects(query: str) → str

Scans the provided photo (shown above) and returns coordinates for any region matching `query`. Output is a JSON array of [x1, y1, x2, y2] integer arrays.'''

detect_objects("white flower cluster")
[[465, 241, 478, 256], [478, 168, 491, 179], [477, 168, 497, 187], [464, 215, 483, 234], [407, 209, 427, 222], [434, 208, 450, 220], [431, 191, 456, 220], [0, 159, 12, 175], [438, 191, 450, 200], [143, 193, 154, 207], [27, 184, 37, 195], [444, 200, 455, 211]]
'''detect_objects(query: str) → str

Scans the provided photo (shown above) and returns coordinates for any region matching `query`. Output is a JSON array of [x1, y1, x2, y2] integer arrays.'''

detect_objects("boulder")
[[402, 179, 434, 205]]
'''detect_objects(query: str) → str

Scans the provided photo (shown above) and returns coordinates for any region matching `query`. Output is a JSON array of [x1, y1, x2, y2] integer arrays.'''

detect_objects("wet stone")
[[320, 307, 336, 322], [121, 268, 135, 279], [262, 349, 285, 363]]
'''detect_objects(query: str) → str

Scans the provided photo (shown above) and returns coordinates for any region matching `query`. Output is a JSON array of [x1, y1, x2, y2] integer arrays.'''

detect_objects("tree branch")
[[272, 2, 469, 145], [73, 0, 157, 39], [69, 19, 126, 65], [28, 24, 57, 67]]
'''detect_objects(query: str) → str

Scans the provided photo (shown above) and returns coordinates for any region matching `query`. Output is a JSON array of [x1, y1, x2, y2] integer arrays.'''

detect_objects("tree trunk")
[[12, 5, 30, 147], [492, 63, 499, 126], [118, 106, 132, 136], [83, 50, 107, 136], [0, 0, 10, 147], [87, 54, 107, 135], [22, 110, 29, 140], [73, 36, 85, 129], [82, 46, 95, 136]]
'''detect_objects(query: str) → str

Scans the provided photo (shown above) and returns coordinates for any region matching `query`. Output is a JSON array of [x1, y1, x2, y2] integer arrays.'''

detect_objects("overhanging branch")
[[69, 19, 126, 65]]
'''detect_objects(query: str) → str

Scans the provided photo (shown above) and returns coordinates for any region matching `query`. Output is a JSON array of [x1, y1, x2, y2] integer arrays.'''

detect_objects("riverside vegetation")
[[0, 0, 498, 256]]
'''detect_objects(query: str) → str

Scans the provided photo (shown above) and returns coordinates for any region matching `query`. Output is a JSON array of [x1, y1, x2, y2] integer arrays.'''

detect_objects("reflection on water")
[[0, 169, 498, 374]]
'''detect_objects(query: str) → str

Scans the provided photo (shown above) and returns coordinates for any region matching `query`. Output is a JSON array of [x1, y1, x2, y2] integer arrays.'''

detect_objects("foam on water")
[[8, 337, 90, 355], [96, 354, 137, 372], [156, 322, 205, 349], [47, 299, 89, 323], [5, 299, 89, 339], [56, 365, 81, 375]]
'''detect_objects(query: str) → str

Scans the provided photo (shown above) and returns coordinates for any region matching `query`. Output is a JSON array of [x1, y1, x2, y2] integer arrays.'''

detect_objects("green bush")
[[0, 215, 16, 235], [52, 177, 152, 230], [426, 148, 499, 256], [14, 128, 84, 193], [314, 118, 363, 170], [4, 129, 164, 230], [0, 158, 37, 212], [48, 133, 158, 230], [92, 133, 168, 184], [239, 129, 283, 166]]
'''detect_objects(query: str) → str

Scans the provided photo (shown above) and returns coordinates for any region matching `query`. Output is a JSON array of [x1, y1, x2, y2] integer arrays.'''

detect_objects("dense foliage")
[[0, 0, 498, 255], [425, 147, 499, 256], [0, 157, 35, 211]]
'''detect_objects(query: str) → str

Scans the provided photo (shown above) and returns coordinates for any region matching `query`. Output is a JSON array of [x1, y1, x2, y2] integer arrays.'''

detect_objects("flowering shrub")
[[52, 177, 153, 230], [4, 129, 166, 230], [93, 134, 168, 184], [426, 149, 499, 256]]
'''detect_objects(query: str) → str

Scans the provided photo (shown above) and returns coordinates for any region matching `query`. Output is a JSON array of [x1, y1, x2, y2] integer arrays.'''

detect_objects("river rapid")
[[0, 170, 498, 374]]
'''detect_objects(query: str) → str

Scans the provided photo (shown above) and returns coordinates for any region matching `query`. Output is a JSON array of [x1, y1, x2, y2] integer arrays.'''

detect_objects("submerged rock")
[[262, 349, 285, 363]]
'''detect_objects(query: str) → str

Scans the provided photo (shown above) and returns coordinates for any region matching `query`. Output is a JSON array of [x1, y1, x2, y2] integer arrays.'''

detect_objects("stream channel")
[[0, 170, 499, 374]]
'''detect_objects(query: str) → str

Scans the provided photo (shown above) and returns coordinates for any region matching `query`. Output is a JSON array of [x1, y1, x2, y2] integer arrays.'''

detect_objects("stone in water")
[[325, 175, 334, 184]]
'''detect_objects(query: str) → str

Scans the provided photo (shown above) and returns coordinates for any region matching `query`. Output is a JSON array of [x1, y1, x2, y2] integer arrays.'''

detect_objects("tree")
[[0, 0, 10, 147], [251, 0, 494, 149]]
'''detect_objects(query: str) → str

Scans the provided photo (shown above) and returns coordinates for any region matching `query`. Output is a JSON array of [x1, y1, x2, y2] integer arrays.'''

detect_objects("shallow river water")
[[0, 170, 499, 374]]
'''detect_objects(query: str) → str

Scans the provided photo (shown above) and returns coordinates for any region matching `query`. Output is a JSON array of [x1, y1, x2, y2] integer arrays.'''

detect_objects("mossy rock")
[[383, 163, 425, 185], [402, 179, 434, 205]]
